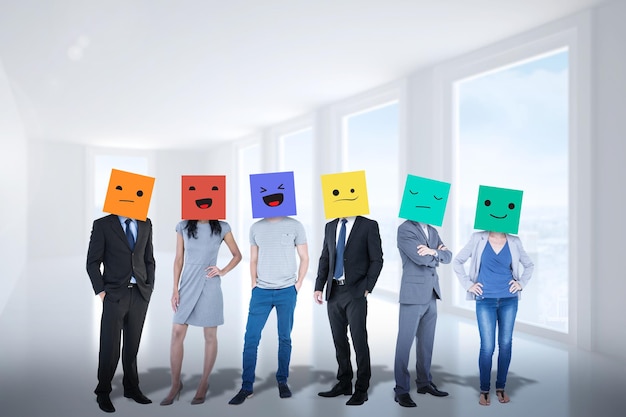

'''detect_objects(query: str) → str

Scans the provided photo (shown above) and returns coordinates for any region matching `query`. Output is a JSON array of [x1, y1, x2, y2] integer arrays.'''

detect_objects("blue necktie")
[[333, 219, 347, 279], [125, 219, 135, 251]]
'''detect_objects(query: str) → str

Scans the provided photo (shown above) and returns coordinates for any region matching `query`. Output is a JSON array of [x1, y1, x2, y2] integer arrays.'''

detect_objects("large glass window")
[[453, 49, 569, 332], [343, 101, 400, 293], [279, 128, 315, 360], [279, 128, 314, 241], [237, 143, 262, 253]]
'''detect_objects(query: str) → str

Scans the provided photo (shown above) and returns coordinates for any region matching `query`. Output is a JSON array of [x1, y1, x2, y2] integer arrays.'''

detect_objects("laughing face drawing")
[[181, 175, 226, 220], [249, 171, 297, 218]]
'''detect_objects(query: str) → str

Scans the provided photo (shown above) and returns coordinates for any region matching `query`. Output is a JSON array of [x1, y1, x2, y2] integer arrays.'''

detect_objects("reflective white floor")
[[1, 253, 624, 417]]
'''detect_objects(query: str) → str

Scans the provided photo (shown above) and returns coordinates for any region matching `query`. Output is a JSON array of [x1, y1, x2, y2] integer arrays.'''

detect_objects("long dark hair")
[[185, 220, 222, 238]]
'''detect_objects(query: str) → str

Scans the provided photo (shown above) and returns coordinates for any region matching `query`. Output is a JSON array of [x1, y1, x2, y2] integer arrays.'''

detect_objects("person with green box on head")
[[453, 185, 534, 406], [393, 175, 453, 408]]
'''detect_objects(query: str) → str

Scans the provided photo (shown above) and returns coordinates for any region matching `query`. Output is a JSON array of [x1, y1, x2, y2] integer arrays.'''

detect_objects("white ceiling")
[[0, 0, 605, 149]]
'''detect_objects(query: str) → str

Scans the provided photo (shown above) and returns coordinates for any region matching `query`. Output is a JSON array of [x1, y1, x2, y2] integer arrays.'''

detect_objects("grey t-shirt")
[[250, 217, 307, 289]]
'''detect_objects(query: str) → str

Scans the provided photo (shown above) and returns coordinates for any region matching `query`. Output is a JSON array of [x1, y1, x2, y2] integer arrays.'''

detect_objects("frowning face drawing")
[[398, 175, 450, 226]]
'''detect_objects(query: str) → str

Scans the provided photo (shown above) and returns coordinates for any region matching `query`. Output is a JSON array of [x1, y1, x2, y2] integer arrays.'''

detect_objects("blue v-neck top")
[[477, 241, 515, 298]]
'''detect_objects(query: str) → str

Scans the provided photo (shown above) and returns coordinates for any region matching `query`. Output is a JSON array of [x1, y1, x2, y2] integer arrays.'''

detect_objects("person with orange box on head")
[[86, 169, 156, 413]]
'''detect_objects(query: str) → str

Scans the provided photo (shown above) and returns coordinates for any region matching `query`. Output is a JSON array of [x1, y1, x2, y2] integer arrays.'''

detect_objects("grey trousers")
[[393, 295, 437, 394]]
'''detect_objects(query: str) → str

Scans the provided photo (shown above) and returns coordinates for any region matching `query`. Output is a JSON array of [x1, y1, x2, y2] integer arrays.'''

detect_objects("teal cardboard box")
[[474, 185, 523, 234], [398, 175, 450, 226]]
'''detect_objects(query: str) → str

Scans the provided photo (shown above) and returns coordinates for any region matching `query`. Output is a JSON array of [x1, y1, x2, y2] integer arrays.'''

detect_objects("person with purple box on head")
[[229, 171, 309, 405]]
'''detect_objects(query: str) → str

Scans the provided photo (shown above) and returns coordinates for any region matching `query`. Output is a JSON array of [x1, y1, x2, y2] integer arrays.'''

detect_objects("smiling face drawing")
[[473, 185, 523, 234], [249, 171, 297, 218], [398, 175, 450, 226], [181, 175, 226, 220], [320, 171, 369, 219], [102, 169, 155, 221]]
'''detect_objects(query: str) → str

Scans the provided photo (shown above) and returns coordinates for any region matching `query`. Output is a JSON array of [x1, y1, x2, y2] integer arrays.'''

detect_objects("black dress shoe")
[[278, 382, 292, 398], [228, 389, 253, 405], [346, 390, 368, 405], [318, 383, 352, 397], [97, 394, 115, 413], [395, 392, 417, 407], [124, 390, 152, 404], [417, 382, 448, 397]]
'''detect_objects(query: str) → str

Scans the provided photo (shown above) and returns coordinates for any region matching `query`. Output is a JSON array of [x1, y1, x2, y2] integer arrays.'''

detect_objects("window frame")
[[434, 13, 592, 345], [328, 80, 407, 296], [235, 136, 263, 253]]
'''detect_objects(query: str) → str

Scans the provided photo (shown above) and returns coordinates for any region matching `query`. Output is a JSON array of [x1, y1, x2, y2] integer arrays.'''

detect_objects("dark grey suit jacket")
[[86, 214, 155, 302], [397, 220, 451, 304], [315, 216, 384, 301]]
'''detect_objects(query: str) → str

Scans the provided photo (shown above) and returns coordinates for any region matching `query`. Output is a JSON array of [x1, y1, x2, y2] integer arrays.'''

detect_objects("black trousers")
[[327, 284, 370, 392], [95, 286, 149, 395]]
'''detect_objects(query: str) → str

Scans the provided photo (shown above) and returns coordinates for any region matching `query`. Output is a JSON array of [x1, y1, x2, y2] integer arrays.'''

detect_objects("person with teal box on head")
[[393, 175, 453, 408], [453, 185, 534, 406]]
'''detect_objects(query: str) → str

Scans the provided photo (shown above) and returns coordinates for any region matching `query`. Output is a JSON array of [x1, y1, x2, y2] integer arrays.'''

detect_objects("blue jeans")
[[241, 286, 297, 391], [475, 297, 518, 392]]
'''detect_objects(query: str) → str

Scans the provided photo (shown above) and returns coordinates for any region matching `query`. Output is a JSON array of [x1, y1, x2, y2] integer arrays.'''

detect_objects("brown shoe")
[[479, 391, 490, 406], [496, 389, 510, 403]]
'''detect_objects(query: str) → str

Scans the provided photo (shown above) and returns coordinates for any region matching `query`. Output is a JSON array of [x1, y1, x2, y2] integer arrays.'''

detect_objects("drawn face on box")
[[474, 185, 523, 234], [320, 171, 369, 219], [250, 171, 297, 218], [181, 175, 226, 220], [102, 169, 155, 221], [398, 175, 450, 226]]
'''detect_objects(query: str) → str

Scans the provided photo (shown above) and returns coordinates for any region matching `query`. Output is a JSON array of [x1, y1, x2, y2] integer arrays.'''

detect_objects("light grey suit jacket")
[[397, 220, 452, 304], [453, 231, 534, 300]]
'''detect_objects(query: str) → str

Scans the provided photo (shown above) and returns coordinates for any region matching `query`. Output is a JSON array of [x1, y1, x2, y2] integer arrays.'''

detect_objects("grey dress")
[[173, 220, 230, 327]]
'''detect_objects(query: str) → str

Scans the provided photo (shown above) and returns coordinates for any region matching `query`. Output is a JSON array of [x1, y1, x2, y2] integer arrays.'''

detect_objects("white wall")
[[206, 142, 238, 225], [20, 142, 235, 264], [149, 143, 237, 254], [150, 149, 211, 254], [218, 0, 626, 364], [8, 0, 624, 363], [0, 61, 27, 314], [401, 1, 626, 363], [591, 0, 626, 362], [27, 140, 86, 258]]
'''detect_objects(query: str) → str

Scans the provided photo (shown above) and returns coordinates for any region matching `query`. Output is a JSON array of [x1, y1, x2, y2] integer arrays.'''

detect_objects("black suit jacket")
[[315, 216, 384, 300], [86, 214, 155, 302]]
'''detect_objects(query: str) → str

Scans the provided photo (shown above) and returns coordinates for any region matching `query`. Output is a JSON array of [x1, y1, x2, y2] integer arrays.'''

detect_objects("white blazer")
[[453, 231, 534, 300]]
